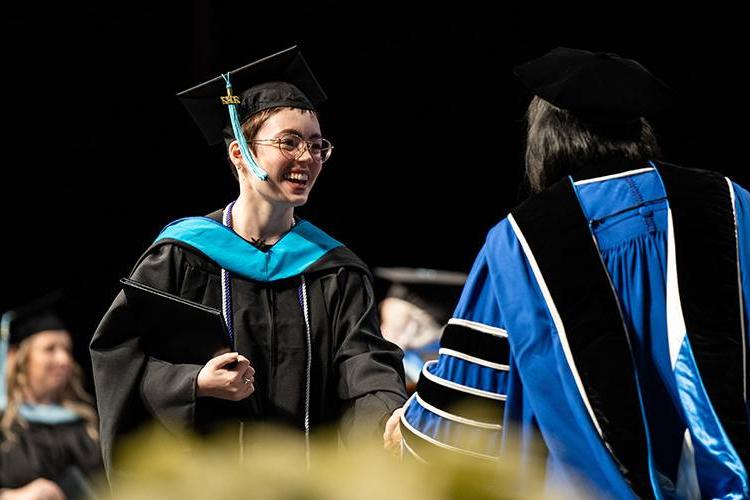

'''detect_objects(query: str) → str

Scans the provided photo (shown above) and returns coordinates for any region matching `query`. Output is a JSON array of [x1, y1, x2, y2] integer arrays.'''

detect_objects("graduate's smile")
[[281, 170, 311, 191], [242, 108, 323, 206]]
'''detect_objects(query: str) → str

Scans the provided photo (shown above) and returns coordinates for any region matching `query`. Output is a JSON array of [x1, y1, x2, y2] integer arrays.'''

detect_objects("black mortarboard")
[[374, 268, 467, 325], [177, 45, 327, 147], [513, 47, 674, 122], [2, 291, 67, 347]]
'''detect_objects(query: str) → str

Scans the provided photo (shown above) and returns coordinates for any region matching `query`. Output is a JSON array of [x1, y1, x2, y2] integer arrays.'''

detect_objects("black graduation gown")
[[90, 210, 407, 480], [0, 416, 103, 497]]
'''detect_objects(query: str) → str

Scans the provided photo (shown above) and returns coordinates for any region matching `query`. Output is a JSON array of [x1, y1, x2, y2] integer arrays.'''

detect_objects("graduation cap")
[[374, 267, 467, 325], [513, 47, 674, 122], [177, 46, 327, 181], [1, 291, 67, 347], [1, 291, 68, 410]]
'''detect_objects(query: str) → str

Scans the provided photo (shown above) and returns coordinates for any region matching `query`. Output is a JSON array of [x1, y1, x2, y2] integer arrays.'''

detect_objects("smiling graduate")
[[89, 46, 406, 483]]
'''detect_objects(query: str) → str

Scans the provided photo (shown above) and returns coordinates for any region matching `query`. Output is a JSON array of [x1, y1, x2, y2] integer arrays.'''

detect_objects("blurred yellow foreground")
[[100, 424, 591, 500]]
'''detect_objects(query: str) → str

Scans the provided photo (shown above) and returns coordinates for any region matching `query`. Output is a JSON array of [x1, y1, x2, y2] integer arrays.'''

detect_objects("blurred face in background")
[[379, 297, 441, 350], [22, 330, 73, 403]]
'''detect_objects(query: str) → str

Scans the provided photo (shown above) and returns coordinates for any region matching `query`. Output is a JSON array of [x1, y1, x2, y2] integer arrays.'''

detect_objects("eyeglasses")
[[251, 134, 334, 163]]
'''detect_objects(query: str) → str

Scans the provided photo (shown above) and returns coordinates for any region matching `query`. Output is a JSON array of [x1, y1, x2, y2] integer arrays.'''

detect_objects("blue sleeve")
[[400, 244, 511, 462], [452, 245, 506, 327]]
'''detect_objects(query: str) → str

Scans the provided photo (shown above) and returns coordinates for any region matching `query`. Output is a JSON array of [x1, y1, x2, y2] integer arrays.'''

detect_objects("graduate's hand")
[[0, 478, 66, 500], [383, 406, 404, 455], [196, 352, 255, 401]]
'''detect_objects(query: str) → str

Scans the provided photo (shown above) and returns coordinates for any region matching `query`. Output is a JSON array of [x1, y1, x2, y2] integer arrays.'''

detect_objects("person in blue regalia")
[[90, 46, 407, 484], [388, 47, 750, 499]]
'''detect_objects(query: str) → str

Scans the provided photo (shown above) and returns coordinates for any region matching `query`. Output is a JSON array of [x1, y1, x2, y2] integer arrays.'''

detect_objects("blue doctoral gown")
[[402, 160, 750, 499]]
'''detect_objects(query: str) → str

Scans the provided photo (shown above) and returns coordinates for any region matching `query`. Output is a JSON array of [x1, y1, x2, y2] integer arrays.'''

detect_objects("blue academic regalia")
[[402, 160, 750, 499]]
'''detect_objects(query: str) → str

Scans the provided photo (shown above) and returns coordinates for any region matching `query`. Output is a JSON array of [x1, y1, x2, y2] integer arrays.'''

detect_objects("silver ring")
[[242, 376, 252, 385]]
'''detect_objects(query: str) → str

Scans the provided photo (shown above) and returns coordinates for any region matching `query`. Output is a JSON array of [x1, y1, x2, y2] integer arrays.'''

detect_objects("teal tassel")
[[222, 73, 268, 181], [0, 312, 13, 411]]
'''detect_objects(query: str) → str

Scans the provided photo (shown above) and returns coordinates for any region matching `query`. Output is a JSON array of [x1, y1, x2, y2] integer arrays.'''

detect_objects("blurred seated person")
[[375, 268, 466, 392], [0, 294, 102, 500]]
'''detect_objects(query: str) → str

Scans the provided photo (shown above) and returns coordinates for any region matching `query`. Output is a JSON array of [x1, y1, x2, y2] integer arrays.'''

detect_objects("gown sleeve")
[[331, 269, 408, 444], [400, 243, 513, 462], [89, 243, 203, 481]]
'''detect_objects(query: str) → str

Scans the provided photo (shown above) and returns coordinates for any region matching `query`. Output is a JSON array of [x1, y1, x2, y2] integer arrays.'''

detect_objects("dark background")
[[2, 2, 747, 380]]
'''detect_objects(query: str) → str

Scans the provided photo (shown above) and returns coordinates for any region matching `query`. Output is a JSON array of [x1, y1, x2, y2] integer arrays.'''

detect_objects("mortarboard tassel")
[[0, 311, 14, 411], [222, 73, 269, 181]]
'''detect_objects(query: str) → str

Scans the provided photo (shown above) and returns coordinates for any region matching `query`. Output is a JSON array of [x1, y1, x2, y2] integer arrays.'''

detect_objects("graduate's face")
[[24, 330, 73, 401], [235, 109, 323, 207]]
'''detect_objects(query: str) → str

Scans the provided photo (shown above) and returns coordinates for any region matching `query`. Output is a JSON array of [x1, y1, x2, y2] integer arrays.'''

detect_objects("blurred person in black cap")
[[90, 46, 406, 484], [1, 293, 102, 500], [391, 48, 750, 498], [374, 268, 466, 392]]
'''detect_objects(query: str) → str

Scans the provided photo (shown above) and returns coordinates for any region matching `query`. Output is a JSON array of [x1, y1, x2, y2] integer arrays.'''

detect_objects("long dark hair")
[[524, 97, 661, 192]]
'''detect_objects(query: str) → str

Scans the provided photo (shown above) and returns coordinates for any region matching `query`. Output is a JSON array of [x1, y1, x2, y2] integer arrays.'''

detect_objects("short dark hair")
[[524, 96, 661, 193]]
